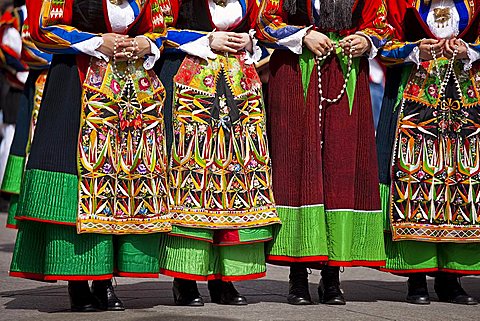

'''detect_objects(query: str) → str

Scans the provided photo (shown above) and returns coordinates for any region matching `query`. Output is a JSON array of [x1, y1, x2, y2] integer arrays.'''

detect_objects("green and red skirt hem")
[[161, 269, 266, 282], [159, 227, 271, 281]]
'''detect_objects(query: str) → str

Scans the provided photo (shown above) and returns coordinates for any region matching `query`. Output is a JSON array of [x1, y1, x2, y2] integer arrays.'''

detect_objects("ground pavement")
[[1, 212, 480, 321]]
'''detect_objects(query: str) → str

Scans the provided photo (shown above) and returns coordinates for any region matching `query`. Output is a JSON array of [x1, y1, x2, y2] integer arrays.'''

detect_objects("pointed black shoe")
[[406, 274, 430, 305], [208, 280, 248, 305], [91, 279, 125, 311], [434, 274, 478, 305], [287, 264, 313, 305], [172, 278, 204, 306], [319, 266, 346, 305], [68, 281, 99, 312]]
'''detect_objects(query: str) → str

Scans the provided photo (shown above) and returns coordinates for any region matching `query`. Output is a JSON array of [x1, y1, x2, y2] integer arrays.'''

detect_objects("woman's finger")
[[444, 39, 452, 53], [221, 45, 238, 53]]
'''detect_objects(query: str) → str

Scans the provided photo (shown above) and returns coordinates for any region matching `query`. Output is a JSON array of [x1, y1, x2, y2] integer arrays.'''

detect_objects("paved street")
[[1, 212, 480, 321]]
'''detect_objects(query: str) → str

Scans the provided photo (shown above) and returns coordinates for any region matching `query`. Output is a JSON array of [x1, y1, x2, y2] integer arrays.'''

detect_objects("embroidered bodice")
[[426, 0, 461, 38]]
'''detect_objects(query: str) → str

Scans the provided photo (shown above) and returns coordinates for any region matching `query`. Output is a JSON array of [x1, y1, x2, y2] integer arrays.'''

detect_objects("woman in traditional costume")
[[257, 0, 392, 305], [1, 1, 52, 230], [0, 1, 29, 186], [156, 0, 279, 306], [378, 0, 480, 305], [10, 0, 170, 312]]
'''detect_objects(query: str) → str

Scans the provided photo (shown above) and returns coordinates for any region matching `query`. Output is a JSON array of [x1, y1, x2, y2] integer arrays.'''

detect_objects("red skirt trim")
[[10, 271, 112, 281], [5, 223, 17, 229], [215, 238, 272, 246], [160, 269, 266, 282], [328, 260, 386, 267], [267, 255, 330, 264], [15, 216, 75, 226], [116, 272, 159, 278], [267, 255, 384, 267]]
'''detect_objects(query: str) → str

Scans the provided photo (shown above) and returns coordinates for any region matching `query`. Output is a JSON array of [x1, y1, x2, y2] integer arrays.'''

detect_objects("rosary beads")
[[430, 43, 460, 98], [112, 36, 140, 80], [316, 40, 354, 142]]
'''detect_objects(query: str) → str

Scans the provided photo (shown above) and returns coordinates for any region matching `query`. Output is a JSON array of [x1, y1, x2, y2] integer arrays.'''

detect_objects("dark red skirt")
[[266, 49, 385, 266]]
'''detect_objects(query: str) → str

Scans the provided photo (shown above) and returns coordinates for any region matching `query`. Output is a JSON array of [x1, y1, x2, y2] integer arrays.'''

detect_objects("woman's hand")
[[98, 33, 128, 57], [444, 38, 468, 59], [340, 34, 371, 58], [114, 37, 152, 61], [303, 30, 333, 56], [209, 31, 247, 53], [418, 39, 446, 60], [231, 32, 253, 53]]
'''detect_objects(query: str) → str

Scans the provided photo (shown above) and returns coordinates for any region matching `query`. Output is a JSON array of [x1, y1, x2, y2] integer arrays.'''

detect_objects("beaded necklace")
[[316, 41, 354, 140], [430, 44, 460, 98], [112, 36, 140, 80]]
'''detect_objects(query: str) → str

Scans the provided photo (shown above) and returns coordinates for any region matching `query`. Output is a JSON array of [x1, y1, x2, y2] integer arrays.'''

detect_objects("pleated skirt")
[[266, 49, 385, 268], [9, 55, 165, 281]]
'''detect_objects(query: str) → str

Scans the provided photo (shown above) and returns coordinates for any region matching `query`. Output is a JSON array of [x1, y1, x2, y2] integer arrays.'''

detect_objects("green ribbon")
[[299, 33, 360, 113]]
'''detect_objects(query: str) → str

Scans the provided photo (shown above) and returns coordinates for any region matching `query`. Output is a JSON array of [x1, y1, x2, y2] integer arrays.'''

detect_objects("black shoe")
[[208, 280, 248, 305], [319, 266, 346, 305], [406, 274, 430, 305], [434, 274, 478, 305], [68, 281, 99, 312], [91, 279, 125, 311], [287, 264, 313, 305], [172, 278, 204, 306]]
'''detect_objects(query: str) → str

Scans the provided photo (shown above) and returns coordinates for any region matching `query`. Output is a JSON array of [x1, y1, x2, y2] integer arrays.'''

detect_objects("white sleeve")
[[136, 36, 161, 70], [463, 40, 480, 71], [404, 45, 421, 66], [178, 35, 217, 61], [244, 29, 262, 65], [71, 36, 109, 61], [277, 26, 312, 55], [1, 27, 22, 56]]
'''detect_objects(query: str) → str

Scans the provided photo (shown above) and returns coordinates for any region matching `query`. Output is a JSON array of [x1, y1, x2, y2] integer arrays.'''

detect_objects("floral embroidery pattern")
[[77, 58, 170, 234], [390, 60, 480, 242], [403, 59, 480, 108], [169, 53, 279, 228]]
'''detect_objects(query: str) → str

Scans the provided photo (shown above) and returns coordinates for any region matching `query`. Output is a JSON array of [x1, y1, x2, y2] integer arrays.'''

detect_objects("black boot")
[[208, 280, 248, 305], [68, 281, 98, 312], [172, 278, 204, 306], [319, 266, 346, 305], [91, 279, 125, 311], [434, 273, 478, 305], [406, 274, 430, 305], [287, 264, 313, 305]]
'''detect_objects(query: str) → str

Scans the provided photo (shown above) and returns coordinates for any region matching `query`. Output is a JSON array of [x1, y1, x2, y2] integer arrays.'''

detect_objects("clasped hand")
[[98, 33, 152, 61], [303, 30, 371, 58], [208, 31, 253, 53], [419, 38, 468, 60]]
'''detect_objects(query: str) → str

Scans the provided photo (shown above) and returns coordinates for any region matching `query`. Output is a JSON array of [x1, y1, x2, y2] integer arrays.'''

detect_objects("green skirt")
[[159, 226, 270, 281], [266, 206, 386, 268], [10, 220, 162, 281], [381, 184, 480, 275]]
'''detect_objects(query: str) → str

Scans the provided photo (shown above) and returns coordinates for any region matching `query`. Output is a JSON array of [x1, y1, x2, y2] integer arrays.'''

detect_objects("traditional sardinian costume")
[[257, 0, 391, 268], [2, 6, 52, 229], [10, 0, 170, 282], [257, 0, 392, 305], [156, 0, 279, 284], [378, 0, 480, 275], [0, 3, 28, 186]]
